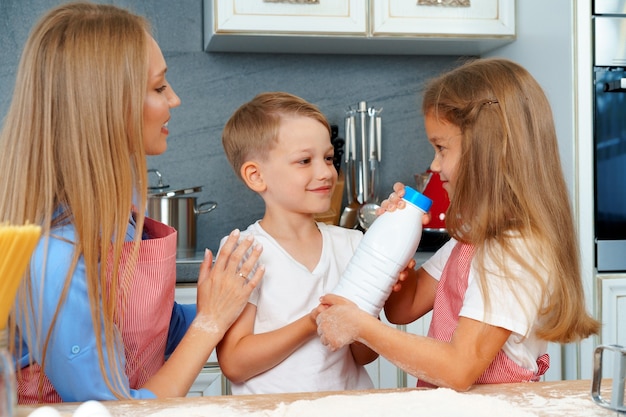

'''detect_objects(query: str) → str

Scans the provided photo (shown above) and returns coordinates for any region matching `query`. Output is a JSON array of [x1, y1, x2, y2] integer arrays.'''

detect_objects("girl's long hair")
[[0, 2, 149, 399], [422, 58, 599, 343]]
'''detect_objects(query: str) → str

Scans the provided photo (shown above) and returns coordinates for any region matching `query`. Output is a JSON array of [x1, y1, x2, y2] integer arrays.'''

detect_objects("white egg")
[[27, 406, 62, 417], [72, 400, 111, 417]]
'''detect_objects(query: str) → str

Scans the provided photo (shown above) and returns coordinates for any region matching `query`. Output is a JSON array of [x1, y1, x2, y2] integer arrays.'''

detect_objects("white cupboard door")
[[211, 0, 367, 35], [600, 276, 626, 374], [187, 367, 226, 397], [371, 0, 515, 37]]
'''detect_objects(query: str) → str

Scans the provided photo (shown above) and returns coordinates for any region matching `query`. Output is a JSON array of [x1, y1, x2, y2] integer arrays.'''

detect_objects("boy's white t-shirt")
[[421, 237, 548, 373], [224, 221, 374, 395]]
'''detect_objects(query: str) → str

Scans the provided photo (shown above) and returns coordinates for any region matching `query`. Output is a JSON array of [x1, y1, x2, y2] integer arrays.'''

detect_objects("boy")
[[217, 92, 377, 394]]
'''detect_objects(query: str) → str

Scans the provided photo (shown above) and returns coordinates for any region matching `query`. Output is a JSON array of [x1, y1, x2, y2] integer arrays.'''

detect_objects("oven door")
[[594, 68, 626, 271], [595, 0, 626, 15], [594, 16, 626, 67]]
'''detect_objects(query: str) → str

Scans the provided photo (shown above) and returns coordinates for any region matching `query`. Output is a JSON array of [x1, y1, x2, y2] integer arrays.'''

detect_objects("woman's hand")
[[316, 294, 366, 351], [144, 229, 264, 398], [195, 229, 264, 335]]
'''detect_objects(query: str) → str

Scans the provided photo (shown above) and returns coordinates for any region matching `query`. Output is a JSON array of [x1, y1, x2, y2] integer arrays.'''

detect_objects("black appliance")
[[594, 1, 626, 271]]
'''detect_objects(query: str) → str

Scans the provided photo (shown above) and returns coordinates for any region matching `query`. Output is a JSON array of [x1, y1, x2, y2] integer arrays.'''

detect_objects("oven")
[[594, 1, 626, 271]]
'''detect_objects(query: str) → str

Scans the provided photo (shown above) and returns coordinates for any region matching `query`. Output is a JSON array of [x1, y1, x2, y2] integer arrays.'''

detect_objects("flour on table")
[[129, 389, 543, 417]]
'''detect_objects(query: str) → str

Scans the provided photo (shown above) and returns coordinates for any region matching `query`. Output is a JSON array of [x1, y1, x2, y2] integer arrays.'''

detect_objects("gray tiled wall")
[[0, 0, 462, 255]]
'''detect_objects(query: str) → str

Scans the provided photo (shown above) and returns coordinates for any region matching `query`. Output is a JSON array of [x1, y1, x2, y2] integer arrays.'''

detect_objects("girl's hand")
[[195, 229, 264, 334], [377, 182, 432, 226], [316, 294, 365, 351], [377, 182, 407, 215], [393, 258, 416, 292]]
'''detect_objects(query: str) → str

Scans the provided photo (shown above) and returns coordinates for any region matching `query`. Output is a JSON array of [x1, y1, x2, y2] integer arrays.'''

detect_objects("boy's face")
[[258, 115, 337, 215]]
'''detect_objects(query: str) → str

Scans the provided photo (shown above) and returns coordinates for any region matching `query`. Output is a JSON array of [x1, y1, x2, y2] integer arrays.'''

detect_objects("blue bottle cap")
[[403, 186, 432, 212]]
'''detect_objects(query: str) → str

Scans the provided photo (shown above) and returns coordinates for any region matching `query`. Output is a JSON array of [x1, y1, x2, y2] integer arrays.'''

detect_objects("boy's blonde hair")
[[0, 2, 151, 399], [422, 58, 599, 343], [222, 92, 331, 181]]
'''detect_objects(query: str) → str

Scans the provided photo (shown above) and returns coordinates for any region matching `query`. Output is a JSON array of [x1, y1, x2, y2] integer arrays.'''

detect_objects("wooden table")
[[16, 379, 620, 416]]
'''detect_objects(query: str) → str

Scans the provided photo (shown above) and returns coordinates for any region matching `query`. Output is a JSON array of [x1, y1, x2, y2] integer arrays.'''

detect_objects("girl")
[[0, 2, 263, 403], [316, 58, 600, 391]]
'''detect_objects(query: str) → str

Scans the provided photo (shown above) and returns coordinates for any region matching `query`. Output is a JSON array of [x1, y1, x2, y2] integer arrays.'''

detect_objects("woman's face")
[[425, 111, 462, 199], [143, 36, 181, 156]]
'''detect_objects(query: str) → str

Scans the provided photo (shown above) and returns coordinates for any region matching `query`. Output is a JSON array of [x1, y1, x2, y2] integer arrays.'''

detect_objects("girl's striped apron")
[[417, 242, 549, 388]]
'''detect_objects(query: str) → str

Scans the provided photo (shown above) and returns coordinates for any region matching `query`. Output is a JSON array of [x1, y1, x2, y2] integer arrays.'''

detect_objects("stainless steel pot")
[[147, 169, 217, 258]]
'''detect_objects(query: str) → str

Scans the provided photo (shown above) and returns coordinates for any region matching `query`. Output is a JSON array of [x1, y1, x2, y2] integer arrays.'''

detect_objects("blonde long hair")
[[423, 58, 599, 343], [0, 2, 150, 399]]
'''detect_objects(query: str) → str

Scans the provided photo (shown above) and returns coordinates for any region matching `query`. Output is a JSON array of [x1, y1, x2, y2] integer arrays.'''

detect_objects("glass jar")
[[0, 328, 15, 417]]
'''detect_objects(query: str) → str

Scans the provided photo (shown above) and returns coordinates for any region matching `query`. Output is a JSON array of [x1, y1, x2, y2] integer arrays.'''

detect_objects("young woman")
[[0, 2, 263, 403]]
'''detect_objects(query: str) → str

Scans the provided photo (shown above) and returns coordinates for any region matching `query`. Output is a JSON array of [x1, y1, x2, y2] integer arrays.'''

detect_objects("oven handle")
[[604, 78, 626, 92]]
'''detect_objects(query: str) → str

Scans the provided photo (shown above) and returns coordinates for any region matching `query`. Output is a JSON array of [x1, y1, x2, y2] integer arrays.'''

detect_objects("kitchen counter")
[[175, 251, 205, 283], [16, 379, 618, 416]]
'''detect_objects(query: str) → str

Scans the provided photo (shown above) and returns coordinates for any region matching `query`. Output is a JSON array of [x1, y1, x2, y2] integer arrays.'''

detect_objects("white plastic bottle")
[[332, 186, 432, 316]]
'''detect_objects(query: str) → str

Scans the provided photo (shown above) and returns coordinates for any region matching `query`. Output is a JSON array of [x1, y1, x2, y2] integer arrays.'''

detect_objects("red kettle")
[[415, 170, 449, 232]]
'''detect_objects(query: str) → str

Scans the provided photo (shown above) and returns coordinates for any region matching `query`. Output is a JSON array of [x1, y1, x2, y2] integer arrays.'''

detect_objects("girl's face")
[[143, 36, 181, 156], [257, 115, 337, 216], [425, 111, 462, 198]]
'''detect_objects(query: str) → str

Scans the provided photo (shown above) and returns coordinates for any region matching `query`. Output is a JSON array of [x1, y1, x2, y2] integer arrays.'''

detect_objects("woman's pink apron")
[[417, 242, 549, 388], [18, 217, 177, 403]]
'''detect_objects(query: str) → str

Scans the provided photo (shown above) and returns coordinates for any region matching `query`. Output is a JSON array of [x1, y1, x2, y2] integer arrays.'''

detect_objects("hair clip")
[[483, 100, 499, 105]]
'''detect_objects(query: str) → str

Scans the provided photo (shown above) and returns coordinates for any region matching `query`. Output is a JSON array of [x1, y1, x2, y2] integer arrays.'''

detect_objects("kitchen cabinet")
[[372, 0, 514, 37], [204, 0, 515, 55], [598, 275, 626, 372], [188, 365, 229, 396], [207, 0, 367, 36], [175, 286, 231, 396]]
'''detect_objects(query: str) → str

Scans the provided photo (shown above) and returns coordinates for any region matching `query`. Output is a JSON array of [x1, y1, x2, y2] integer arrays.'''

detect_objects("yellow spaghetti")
[[0, 223, 41, 330]]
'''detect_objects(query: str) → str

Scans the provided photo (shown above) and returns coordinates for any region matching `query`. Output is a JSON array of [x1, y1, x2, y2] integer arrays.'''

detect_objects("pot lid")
[[148, 185, 203, 198], [147, 168, 202, 197]]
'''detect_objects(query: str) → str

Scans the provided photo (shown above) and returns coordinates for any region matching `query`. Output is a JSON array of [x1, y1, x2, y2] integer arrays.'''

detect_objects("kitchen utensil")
[[358, 202, 380, 230], [340, 113, 359, 229], [339, 188, 359, 229], [417, 170, 449, 232], [147, 169, 217, 258], [367, 107, 379, 203], [341, 102, 383, 229], [591, 344, 626, 413], [414, 172, 432, 193], [358, 101, 369, 204], [414, 170, 450, 251], [315, 125, 346, 225]]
